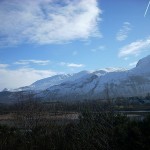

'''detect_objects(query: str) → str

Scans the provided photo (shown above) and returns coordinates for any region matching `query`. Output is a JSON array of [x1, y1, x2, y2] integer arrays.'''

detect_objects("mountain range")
[[1, 55, 150, 103]]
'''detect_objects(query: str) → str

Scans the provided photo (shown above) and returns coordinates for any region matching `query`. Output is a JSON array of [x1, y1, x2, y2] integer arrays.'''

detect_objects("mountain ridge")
[[1, 55, 150, 102]]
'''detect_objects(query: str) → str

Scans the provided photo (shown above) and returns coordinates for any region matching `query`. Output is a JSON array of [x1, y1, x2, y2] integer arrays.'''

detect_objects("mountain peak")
[[136, 55, 150, 67], [2, 88, 9, 92], [5, 55, 150, 101]]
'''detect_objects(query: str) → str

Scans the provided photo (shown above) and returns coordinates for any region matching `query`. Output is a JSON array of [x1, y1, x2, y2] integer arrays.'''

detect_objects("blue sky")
[[0, 0, 150, 90]]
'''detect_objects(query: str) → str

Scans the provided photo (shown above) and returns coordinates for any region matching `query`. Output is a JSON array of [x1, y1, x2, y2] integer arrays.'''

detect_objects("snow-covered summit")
[[3, 55, 150, 101], [93, 68, 127, 76], [2, 88, 9, 92], [40, 55, 150, 100], [136, 55, 150, 67], [15, 70, 91, 91]]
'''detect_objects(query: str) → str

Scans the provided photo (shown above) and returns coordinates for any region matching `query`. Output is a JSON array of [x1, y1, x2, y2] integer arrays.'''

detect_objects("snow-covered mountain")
[[15, 70, 91, 91], [1, 55, 150, 102], [38, 55, 150, 100]]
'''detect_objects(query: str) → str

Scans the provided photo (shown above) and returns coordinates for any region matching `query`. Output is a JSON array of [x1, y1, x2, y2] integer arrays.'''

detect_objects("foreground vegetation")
[[0, 99, 150, 150], [0, 113, 150, 150]]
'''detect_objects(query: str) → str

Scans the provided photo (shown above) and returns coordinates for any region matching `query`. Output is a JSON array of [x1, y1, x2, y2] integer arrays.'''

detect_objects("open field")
[[0, 111, 79, 127], [0, 100, 150, 127], [1, 109, 150, 126]]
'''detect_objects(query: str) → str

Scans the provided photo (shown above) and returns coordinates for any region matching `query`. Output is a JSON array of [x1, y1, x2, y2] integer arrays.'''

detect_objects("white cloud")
[[67, 63, 84, 68], [0, 64, 9, 68], [0, 67, 56, 90], [60, 62, 84, 68], [118, 37, 150, 57], [116, 22, 131, 41], [14, 59, 50, 65], [129, 61, 138, 67], [0, 0, 101, 47]]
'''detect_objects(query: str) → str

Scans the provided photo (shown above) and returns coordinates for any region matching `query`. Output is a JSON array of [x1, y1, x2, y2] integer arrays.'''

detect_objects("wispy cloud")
[[67, 63, 84, 68], [0, 0, 101, 47], [14, 60, 50, 65], [60, 62, 85, 68], [116, 22, 131, 41], [91, 45, 105, 52], [0, 67, 56, 90], [0, 64, 9, 68], [118, 37, 150, 57]]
